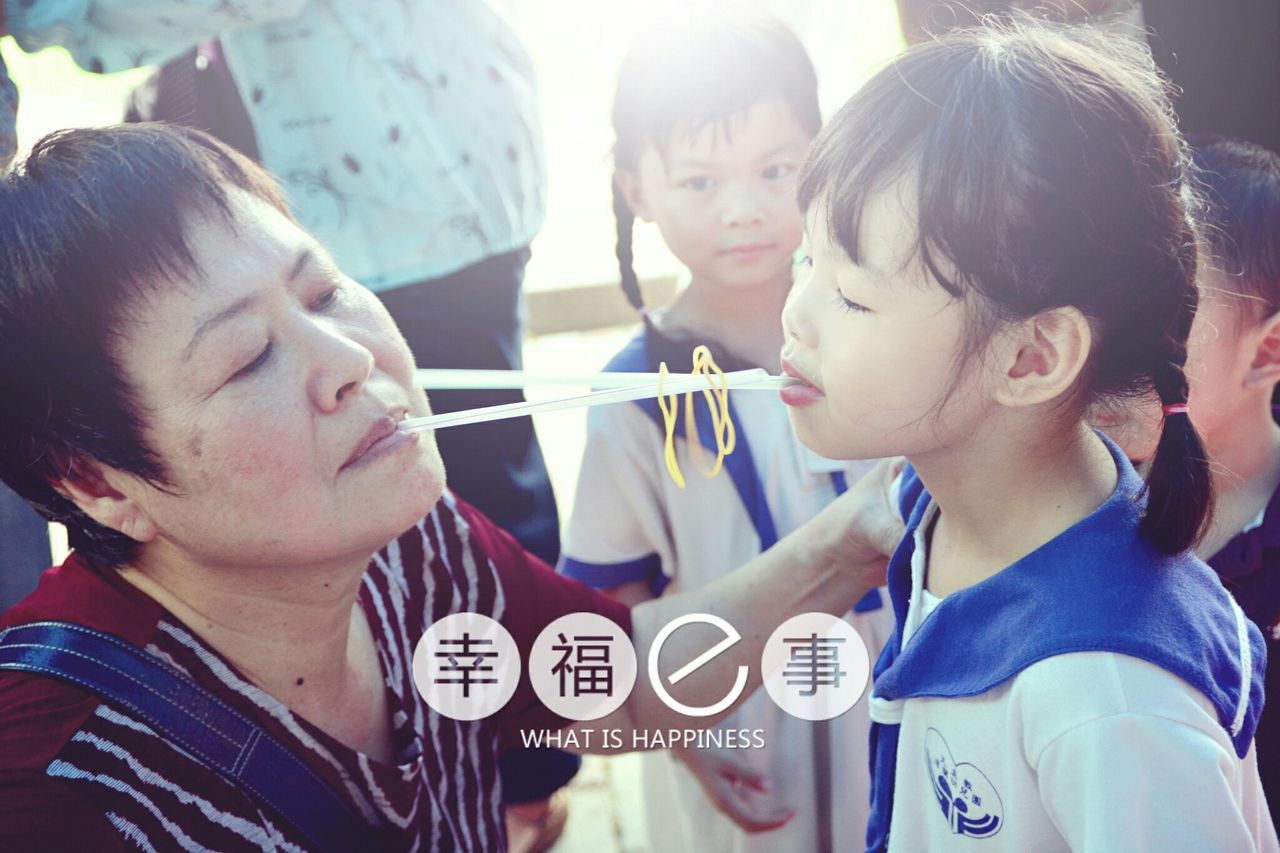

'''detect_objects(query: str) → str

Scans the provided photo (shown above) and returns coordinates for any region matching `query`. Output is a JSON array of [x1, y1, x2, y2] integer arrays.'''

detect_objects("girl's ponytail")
[[1141, 282, 1214, 554]]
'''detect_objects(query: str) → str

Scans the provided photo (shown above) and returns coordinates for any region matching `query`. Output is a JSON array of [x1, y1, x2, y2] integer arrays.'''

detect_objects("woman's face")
[[111, 189, 444, 569]]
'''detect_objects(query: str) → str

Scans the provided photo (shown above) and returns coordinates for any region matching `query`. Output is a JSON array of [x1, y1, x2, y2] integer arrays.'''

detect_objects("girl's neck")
[[913, 420, 1117, 598], [1197, 396, 1280, 558], [661, 271, 791, 371]]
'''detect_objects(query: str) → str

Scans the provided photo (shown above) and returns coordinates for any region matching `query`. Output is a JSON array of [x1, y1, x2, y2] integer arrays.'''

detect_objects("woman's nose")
[[307, 321, 375, 411]]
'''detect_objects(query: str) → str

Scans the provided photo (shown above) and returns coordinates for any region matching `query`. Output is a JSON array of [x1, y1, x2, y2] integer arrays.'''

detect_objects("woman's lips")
[[779, 358, 825, 407], [342, 415, 419, 471]]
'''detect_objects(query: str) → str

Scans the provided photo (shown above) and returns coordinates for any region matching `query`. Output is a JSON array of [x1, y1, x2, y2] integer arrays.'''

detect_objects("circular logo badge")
[[413, 612, 520, 721], [761, 612, 870, 721], [528, 612, 636, 722]]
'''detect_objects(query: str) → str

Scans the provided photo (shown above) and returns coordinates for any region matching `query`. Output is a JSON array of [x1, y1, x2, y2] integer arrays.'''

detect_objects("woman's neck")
[[912, 420, 1117, 597], [119, 548, 381, 723], [661, 271, 791, 371]]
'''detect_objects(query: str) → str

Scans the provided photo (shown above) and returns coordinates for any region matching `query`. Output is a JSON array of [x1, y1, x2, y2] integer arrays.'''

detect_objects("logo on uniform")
[[925, 728, 1003, 838]]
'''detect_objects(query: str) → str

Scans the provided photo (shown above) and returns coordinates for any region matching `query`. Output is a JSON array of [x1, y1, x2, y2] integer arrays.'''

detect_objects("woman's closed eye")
[[231, 342, 273, 381]]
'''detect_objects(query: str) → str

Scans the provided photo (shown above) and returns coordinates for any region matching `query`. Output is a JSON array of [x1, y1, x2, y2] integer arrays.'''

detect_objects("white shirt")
[[10, 0, 545, 290], [562, 374, 894, 852], [876, 499, 1279, 852]]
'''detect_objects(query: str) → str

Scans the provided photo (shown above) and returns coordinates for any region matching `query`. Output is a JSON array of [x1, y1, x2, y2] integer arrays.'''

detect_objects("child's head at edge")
[[610, 10, 820, 370], [1182, 137, 1280, 445], [784, 21, 1210, 554]]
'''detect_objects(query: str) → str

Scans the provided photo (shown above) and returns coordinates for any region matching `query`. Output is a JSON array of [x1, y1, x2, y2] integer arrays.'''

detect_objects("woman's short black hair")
[[0, 123, 291, 567]]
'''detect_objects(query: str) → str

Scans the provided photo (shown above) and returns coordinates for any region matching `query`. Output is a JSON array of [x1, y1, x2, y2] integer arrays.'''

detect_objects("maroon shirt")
[[1208, 484, 1280, 825], [0, 492, 628, 851]]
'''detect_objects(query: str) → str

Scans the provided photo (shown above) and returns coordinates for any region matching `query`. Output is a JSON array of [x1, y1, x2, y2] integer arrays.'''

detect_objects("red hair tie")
[[1162, 403, 1189, 416]]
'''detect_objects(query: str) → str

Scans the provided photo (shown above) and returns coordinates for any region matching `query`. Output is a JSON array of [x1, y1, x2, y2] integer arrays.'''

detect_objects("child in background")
[[558, 11, 893, 852], [1105, 135, 1280, 823], [782, 23, 1276, 852]]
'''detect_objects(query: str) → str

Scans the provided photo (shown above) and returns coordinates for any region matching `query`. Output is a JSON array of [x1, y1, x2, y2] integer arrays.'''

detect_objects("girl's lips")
[[779, 382, 825, 407], [779, 358, 824, 407]]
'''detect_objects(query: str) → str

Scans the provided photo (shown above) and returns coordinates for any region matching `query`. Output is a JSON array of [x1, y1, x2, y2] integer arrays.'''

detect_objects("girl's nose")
[[781, 268, 818, 347]]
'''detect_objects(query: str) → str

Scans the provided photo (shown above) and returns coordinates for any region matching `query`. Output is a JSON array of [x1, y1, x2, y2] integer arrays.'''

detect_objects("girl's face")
[[109, 190, 445, 570], [780, 181, 998, 461], [621, 95, 812, 292]]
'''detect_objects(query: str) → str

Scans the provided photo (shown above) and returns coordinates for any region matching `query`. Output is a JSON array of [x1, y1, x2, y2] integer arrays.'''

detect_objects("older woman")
[[0, 125, 898, 851]]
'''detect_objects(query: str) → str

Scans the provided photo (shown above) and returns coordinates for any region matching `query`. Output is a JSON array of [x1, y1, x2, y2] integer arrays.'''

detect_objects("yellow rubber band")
[[656, 345, 736, 488]]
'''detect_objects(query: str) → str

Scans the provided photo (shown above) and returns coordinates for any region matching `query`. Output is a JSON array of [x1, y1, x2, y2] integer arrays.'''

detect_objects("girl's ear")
[[993, 306, 1092, 409], [614, 169, 652, 222], [53, 455, 158, 545], [1243, 309, 1280, 390]]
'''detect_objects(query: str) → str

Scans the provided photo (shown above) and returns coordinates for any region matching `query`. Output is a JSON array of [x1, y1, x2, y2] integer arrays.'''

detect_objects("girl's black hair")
[[798, 21, 1211, 554], [0, 124, 291, 567], [611, 11, 820, 371]]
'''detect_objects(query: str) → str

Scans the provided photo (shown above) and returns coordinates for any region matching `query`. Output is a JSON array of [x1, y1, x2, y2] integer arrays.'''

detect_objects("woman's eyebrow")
[[183, 248, 314, 362], [184, 295, 258, 363]]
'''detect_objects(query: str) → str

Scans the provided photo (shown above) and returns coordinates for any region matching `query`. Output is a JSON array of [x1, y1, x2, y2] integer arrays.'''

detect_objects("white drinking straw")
[[401, 368, 793, 432], [415, 368, 796, 391]]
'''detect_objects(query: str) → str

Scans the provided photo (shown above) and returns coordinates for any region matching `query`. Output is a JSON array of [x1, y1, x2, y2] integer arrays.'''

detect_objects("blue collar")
[[875, 435, 1265, 757], [863, 435, 1266, 852]]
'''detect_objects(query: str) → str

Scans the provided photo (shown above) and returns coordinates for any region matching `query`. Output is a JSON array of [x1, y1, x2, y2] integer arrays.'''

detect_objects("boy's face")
[[103, 189, 445, 570], [779, 180, 999, 462], [620, 95, 812, 293], [1099, 264, 1266, 461], [1184, 267, 1269, 442]]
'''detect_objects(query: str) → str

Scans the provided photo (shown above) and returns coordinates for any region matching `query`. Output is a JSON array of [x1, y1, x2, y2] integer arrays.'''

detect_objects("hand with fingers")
[[674, 744, 795, 834]]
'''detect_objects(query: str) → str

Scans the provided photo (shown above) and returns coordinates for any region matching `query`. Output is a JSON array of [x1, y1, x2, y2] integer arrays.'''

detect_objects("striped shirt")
[[0, 492, 628, 851]]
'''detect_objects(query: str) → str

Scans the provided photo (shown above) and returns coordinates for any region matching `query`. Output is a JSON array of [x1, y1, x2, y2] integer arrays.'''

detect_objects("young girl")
[[781, 22, 1277, 851], [558, 11, 894, 852]]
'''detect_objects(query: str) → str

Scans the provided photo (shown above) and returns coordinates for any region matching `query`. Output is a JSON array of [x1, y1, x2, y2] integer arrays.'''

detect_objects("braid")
[[613, 181, 648, 322], [1141, 277, 1214, 553]]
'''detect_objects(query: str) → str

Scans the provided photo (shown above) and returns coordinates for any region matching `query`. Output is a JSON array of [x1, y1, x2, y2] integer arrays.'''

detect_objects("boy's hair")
[[611, 10, 820, 370], [1189, 135, 1280, 322], [0, 123, 291, 567], [799, 22, 1209, 554]]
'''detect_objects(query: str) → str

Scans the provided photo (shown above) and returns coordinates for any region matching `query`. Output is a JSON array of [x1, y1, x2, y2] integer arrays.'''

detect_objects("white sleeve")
[[8, 0, 309, 72], [1035, 712, 1275, 852], [558, 402, 672, 592]]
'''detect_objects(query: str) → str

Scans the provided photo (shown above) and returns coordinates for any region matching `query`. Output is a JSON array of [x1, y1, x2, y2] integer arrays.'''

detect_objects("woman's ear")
[[993, 306, 1092, 409], [614, 169, 652, 222], [54, 455, 157, 544], [1243, 309, 1280, 391]]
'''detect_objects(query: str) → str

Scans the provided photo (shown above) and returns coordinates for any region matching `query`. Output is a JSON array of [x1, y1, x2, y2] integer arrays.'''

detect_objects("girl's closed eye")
[[835, 291, 871, 314]]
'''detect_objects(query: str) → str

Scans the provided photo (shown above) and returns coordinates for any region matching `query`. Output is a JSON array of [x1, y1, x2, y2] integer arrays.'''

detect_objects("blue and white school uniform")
[[560, 330, 894, 852], [866, 438, 1278, 852]]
